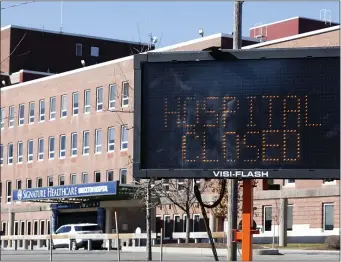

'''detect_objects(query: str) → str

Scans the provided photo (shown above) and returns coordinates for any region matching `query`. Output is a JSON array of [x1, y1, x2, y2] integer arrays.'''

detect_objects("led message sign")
[[134, 48, 340, 179]]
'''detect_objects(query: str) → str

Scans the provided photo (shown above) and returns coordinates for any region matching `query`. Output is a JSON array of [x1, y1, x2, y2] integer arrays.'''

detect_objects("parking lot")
[[0, 249, 339, 261]]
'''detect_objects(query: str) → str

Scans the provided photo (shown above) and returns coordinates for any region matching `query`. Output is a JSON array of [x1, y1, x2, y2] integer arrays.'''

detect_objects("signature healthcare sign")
[[12, 181, 117, 201]]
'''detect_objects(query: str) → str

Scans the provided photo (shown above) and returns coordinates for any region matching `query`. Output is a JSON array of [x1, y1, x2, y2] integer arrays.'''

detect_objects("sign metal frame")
[[133, 47, 340, 180]]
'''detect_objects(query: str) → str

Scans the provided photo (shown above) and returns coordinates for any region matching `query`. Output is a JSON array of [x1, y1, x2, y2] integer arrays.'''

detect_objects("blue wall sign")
[[12, 181, 117, 201]]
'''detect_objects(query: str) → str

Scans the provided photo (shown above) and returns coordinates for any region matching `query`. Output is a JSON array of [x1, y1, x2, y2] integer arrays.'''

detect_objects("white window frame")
[[76, 43, 82, 56], [48, 137, 55, 160], [323, 203, 334, 231], [173, 215, 181, 233], [120, 169, 127, 184], [107, 127, 115, 152], [177, 179, 185, 191], [287, 204, 293, 231], [61, 95, 67, 118], [121, 82, 129, 107], [17, 142, 23, 163], [28, 102, 35, 124], [49, 97, 56, 120], [84, 89, 91, 114], [70, 174, 77, 184], [59, 175, 65, 186], [192, 214, 200, 232], [107, 170, 114, 181], [26, 179, 32, 189], [163, 215, 171, 239], [27, 140, 34, 162], [95, 129, 102, 153], [71, 132, 78, 157], [82, 172, 88, 183], [8, 143, 13, 165], [39, 100, 45, 122], [109, 84, 116, 109], [0, 144, 3, 165], [0, 107, 5, 129], [6, 181, 12, 203], [72, 92, 79, 116], [9, 106, 15, 127], [263, 206, 273, 232], [120, 125, 128, 151], [90, 46, 99, 57], [182, 214, 187, 233], [83, 131, 90, 155], [162, 179, 169, 192], [94, 171, 101, 183], [47, 176, 53, 187], [38, 138, 44, 161], [283, 179, 295, 187], [96, 87, 103, 112], [18, 104, 25, 126], [59, 135, 66, 158]]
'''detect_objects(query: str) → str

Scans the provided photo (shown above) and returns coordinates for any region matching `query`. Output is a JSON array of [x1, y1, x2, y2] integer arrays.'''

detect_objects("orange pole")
[[241, 179, 253, 261]]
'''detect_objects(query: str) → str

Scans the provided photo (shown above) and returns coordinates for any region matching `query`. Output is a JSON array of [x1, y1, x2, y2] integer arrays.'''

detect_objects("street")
[[0, 249, 339, 261]]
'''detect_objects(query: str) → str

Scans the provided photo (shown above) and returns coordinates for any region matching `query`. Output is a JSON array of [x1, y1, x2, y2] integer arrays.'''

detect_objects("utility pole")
[[227, 1, 243, 261]]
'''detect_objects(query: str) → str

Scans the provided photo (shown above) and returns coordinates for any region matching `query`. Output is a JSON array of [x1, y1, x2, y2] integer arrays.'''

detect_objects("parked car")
[[52, 223, 103, 250]]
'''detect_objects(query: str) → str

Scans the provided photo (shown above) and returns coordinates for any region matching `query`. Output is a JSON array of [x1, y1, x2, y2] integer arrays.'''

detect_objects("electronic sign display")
[[133, 47, 340, 179]]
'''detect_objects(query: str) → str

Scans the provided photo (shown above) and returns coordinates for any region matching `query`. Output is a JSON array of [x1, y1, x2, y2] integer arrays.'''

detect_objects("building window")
[[120, 125, 128, 150], [95, 171, 101, 183], [0, 107, 4, 129], [121, 82, 129, 107], [49, 97, 56, 120], [83, 131, 90, 155], [0, 144, 3, 165], [71, 133, 77, 156], [26, 179, 32, 189], [6, 181, 12, 203], [27, 221, 31, 235], [177, 179, 185, 191], [47, 176, 53, 187], [8, 143, 13, 164], [59, 135, 66, 158], [18, 104, 25, 125], [109, 84, 116, 109], [59, 175, 65, 186], [183, 214, 187, 232], [95, 129, 102, 153], [37, 178, 43, 188], [33, 221, 38, 235], [0, 182, 2, 200], [49, 137, 55, 159], [72, 92, 79, 115], [1, 222, 6, 235], [90, 46, 99, 57], [39, 100, 45, 122], [82, 173, 88, 184], [120, 169, 127, 184], [107, 170, 114, 181], [283, 179, 295, 186], [16, 180, 22, 190], [287, 205, 293, 231], [96, 87, 103, 111], [38, 138, 44, 160], [193, 214, 200, 232], [323, 203, 334, 231], [9, 106, 15, 127], [61, 95, 67, 117], [162, 179, 169, 192], [20, 221, 25, 236], [70, 174, 77, 184], [17, 142, 23, 163], [76, 43, 82, 56], [164, 215, 171, 238], [263, 206, 272, 232], [174, 215, 181, 232], [27, 140, 34, 162], [84, 89, 91, 114], [107, 127, 115, 152], [29, 102, 34, 123]]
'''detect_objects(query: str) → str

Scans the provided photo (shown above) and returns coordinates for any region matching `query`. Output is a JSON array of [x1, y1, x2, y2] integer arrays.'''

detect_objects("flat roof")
[[243, 25, 340, 49], [1, 24, 152, 47], [1, 32, 256, 92]]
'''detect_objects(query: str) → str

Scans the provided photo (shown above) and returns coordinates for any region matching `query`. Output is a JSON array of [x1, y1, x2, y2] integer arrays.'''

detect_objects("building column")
[[209, 212, 216, 232], [105, 208, 113, 249], [279, 198, 288, 247], [97, 208, 105, 231], [51, 207, 58, 233], [7, 211, 14, 248]]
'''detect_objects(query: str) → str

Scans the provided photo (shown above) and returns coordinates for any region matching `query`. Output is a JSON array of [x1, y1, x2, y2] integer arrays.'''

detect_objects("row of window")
[[0, 126, 128, 165], [1, 169, 128, 203], [76, 43, 100, 57], [0, 83, 129, 130], [1, 219, 50, 237]]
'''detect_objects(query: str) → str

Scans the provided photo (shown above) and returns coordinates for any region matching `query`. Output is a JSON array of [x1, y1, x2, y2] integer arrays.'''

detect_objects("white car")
[[53, 223, 103, 250]]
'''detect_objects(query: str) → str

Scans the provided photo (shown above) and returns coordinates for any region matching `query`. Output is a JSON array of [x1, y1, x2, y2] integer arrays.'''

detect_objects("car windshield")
[[74, 225, 101, 231]]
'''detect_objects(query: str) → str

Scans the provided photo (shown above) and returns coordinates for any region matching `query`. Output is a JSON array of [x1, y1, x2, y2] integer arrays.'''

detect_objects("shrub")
[[325, 235, 340, 250]]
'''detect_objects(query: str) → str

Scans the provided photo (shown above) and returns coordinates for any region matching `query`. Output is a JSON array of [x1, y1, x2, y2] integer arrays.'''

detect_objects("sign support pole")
[[241, 179, 253, 261]]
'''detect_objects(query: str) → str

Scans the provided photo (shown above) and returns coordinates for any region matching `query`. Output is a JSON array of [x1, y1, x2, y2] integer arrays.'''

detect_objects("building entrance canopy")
[[12, 181, 117, 203]]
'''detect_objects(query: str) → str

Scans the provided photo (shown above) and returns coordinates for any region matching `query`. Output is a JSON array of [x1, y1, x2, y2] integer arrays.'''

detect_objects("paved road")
[[0, 250, 339, 261]]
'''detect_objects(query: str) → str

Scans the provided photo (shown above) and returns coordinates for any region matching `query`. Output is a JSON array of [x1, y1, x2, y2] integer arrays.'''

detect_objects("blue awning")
[[12, 181, 117, 202]]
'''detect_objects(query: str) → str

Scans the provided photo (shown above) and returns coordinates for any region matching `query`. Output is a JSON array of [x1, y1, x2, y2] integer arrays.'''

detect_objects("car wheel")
[[70, 240, 78, 250]]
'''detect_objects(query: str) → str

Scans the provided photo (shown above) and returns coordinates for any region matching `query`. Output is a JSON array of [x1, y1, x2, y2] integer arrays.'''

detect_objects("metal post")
[[241, 179, 253, 261], [227, 179, 238, 261], [114, 211, 120, 261], [50, 216, 53, 261], [160, 228, 163, 261]]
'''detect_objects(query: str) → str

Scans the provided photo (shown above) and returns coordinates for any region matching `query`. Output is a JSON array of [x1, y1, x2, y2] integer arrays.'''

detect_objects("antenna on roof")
[[60, 1, 63, 33], [320, 9, 332, 25]]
